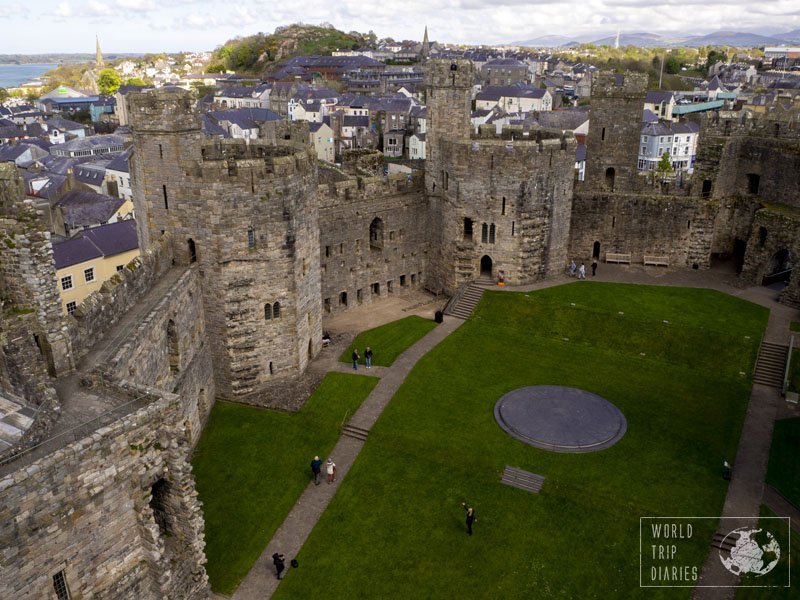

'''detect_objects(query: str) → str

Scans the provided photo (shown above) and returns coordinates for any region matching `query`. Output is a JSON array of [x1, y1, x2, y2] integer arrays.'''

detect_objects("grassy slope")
[[339, 315, 438, 367], [192, 372, 379, 594], [765, 416, 800, 507], [275, 282, 767, 599]]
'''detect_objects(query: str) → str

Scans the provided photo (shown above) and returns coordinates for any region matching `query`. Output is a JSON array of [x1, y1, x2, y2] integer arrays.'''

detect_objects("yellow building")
[[52, 220, 140, 315]]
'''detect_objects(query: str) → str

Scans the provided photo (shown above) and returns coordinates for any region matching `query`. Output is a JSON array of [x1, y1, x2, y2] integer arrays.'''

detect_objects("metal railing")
[[783, 335, 795, 395]]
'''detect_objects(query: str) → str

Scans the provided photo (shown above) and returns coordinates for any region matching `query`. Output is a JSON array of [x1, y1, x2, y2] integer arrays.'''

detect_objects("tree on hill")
[[97, 68, 121, 95]]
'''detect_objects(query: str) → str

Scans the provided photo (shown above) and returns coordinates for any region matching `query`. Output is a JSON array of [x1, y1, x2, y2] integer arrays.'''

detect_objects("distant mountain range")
[[512, 29, 800, 48]]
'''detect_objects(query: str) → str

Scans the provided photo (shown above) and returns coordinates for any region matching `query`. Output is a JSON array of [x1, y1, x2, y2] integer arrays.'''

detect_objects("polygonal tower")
[[584, 71, 648, 193], [128, 89, 322, 400]]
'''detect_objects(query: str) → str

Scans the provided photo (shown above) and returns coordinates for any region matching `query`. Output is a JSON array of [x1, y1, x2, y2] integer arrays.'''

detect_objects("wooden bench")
[[605, 253, 632, 264], [643, 255, 670, 267]]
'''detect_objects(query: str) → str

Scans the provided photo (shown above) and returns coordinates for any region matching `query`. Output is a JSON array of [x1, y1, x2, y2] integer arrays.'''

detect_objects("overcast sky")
[[2, 0, 800, 54]]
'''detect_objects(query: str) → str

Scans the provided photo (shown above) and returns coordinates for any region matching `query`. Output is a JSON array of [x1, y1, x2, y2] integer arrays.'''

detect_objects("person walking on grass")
[[352, 348, 359, 370], [311, 455, 322, 485], [462, 502, 477, 535], [326, 457, 337, 484], [365, 346, 373, 369]]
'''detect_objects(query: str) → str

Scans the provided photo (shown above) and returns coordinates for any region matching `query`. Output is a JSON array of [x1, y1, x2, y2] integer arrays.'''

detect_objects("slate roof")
[[575, 143, 587, 162], [106, 147, 132, 174], [209, 108, 282, 130], [536, 108, 589, 130], [343, 115, 370, 127], [55, 190, 126, 229], [50, 134, 127, 156], [44, 117, 85, 132], [23, 172, 68, 200], [0, 144, 30, 162], [73, 161, 110, 186], [642, 109, 659, 123], [641, 121, 700, 136], [476, 85, 547, 101], [645, 91, 675, 104], [483, 58, 528, 68], [0, 125, 24, 140], [201, 115, 230, 138], [53, 219, 138, 269]]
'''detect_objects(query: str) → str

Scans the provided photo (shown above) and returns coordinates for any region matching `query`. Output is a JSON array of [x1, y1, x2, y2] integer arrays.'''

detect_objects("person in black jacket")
[[462, 502, 477, 535], [272, 553, 285, 580]]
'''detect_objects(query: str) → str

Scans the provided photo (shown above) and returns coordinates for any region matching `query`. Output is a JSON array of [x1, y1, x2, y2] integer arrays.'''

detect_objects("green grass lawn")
[[790, 321, 800, 333], [339, 315, 438, 367], [191, 372, 379, 594], [765, 417, 800, 508], [274, 282, 767, 599], [736, 505, 798, 599]]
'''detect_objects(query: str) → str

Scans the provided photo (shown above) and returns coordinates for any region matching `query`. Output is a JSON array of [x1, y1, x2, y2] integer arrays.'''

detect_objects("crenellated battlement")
[[424, 58, 475, 89], [126, 88, 202, 133], [591, 71, 648, 99], [700, 108, 800, 141], [317, 171, 424, 208]]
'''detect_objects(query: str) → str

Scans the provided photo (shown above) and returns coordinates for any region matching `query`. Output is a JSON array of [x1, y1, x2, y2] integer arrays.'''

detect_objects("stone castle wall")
[[318, 174, 431, 312], [569, 191, 718, 268], [0, 384, 209, 600], [740, 208, 800, 288]]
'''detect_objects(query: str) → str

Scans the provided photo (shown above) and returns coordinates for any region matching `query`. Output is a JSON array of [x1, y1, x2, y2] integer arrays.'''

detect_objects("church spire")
[[96, 35, 104, 67], [421, 26, 430, 58]]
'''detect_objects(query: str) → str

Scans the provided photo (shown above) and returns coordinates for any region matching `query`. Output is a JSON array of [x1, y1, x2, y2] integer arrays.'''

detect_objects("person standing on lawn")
[[462, 502, 477, 535]]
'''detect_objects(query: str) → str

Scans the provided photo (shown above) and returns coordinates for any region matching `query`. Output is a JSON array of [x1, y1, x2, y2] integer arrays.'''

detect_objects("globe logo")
[[719, 528, 780, 576]]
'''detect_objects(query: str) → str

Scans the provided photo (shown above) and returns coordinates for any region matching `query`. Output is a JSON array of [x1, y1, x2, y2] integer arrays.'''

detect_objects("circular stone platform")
[[494, 386, 627, 453]]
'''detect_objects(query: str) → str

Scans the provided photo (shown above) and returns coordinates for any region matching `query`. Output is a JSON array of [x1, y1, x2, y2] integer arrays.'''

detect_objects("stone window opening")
[[52, 569, 71, 600], [387, 280, 394, 293], [463, 217, 473, 241], [511, 221, 515, 236], [187, 239, 197, 263], [400, 274, 406, 287], [357, 289, 363, 303], [325, 245, 331, 257], [489, 224, 496, 244], [605, 167, 615, 192], [247, 227, 256, 249], [167, 319, 179, 372], [612, 216, 616, 228], [444, 171, 449, 190], [264, 304, 272, 320], [481, 223, 488, 243], [269, 361, 274, 375], [339, 291, 348, 306], [158, 143, 163, 159], [701, 180, 712, 198], [411, 273, 417, 284], [687, 220, 691, 230], [371, 282, 380, 296], [370, 217, 384, 249], [774, 123, 780, 137], [593, 241, 601, 259], [162, 184, 169, 210], [601, 127, 606, 141], [746, 173, 760, 195], [339, 243, 344, 254], [324, 298, 331, 312], [149, 478, 172, 536], [501, 197, 506, 215], [758, 227, 768, 248], [273, 302, 281, 319]]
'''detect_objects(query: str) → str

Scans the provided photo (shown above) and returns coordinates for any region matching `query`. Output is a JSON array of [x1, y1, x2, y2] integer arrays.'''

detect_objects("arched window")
[[370, 217, 384, 249], [264, 304, 272, 320], [489, 223, 496, 244], [273, 302, 281, 319], [481, 223, 488, 243]]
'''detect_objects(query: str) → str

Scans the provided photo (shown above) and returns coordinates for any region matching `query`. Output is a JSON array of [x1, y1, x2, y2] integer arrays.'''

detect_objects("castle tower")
[[424, 58, 474, 197], [127, 89, 323, 400], [96, 35, 104, 67], [584, 71, 648, 193]]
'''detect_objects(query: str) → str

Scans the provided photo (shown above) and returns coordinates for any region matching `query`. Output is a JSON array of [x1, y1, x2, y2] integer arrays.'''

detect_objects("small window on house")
[[481, 223, 488, 243], [489, 223, 496, 244], [248, 227, 255, 249], [116, 264, 124, 272], [52, 570, 71, 600], [84, 267, 94, 283], [273, 302, 281, 319], [61, 275, 73, 291], [264, 304, 272, 320], [66, 301, 77, 315]]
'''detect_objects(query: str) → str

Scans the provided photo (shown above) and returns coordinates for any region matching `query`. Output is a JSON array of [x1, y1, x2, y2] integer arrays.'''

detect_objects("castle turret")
[[424, 59, 474, 197], [584, 71, 648, 193]]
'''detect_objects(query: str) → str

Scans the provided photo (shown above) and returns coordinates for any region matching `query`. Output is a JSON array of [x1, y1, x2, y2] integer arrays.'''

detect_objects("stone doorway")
[[762, 248, 792, 286], [592, 241, 601, 259], [480, 255, 493, 278]]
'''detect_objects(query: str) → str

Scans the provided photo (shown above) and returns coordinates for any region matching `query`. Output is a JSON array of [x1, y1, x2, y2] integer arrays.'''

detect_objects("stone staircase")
[[500, 466, 545, 494], [341, 423, 369, 442], [444, 278, 494, 320], [753, 342, 788, 388]]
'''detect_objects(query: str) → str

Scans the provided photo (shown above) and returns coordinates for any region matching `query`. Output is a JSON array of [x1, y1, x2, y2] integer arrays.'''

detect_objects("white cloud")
[[117, 0, 156, 10], [88, 0, 112, 15], [56, 1, 72, 17]]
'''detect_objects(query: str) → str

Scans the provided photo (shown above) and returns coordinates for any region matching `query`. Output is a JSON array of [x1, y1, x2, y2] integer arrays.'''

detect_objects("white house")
[[408, 132, 426, 160], [309, 122, 335, 163], [474, 85, 552, 113], [638, 121, 700, 174]]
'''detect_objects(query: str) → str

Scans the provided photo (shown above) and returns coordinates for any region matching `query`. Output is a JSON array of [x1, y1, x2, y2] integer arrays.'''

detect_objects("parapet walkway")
[[224, 264, 798, 599]]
